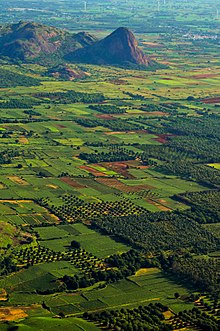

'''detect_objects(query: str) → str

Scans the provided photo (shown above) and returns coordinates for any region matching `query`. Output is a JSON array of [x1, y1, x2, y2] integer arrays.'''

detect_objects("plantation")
[[0, 1, 220, 329]]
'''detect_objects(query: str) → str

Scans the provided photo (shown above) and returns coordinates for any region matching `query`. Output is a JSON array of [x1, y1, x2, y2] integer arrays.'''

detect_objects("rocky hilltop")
[[0, 22, 154, 68], [67, 27, 153, 66], [0, 21, 96, 61]]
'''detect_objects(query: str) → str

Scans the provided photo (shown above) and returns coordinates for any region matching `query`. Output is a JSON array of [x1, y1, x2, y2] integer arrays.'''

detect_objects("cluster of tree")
[[13, 244, 105, 276], [139, 102, 182, 115], [79, 145, 157, 165], [34, 90, 104, 104], [158, 254, 219, 294], [174, 190, 220, 223], [24, 109, 41, 116], [172, 308, 219, 331], [123, 91, 146, 100], [75, 117, 144, 131], [89, 104, 126, 114], [62, 250, 155, 290], [168, 136, 220, 163], [105, 249, 156, 273], [0, 98, 40, 109], [138, 144, 189, 163], [163, 115, 220, 140], [0, 256, 17, 276], [83, 303, 172, 331], [0, 68, 41, 88], [92, 211, 220, 253], [79, 150, 136, 163], [47, 195, 144, 222], [156, 161, 220, 187], [0, 149, 19, 164]]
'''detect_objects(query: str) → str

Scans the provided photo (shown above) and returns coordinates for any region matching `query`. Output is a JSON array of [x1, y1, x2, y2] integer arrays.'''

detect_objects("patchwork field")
[[0, 3, 220, 329]]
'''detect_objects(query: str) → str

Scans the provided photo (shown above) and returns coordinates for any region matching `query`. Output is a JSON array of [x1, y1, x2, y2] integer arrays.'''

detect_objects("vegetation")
[[0, 68, 40, 88], [83, 303, 172, 331], [0, 1, 219, 329]]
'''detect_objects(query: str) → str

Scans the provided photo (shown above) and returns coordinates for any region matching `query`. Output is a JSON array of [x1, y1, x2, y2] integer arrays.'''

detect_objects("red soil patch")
[[201, 97, 220, 104], [190, 74, 218, 79], [95, 114, 114, 120], [110, 79, 127, 85], [147, 199, 172, 211], [113, 111, 168, 117], [96, 178, 152, 192], [154, 133, 174, 144], [99, 160, 151, 179], [142, 42, 164, 48], [60, 177, 86, 188], [105, 129, 148, 135], [100, 161, 135, 179], [80, 166, 108, 177], [138, 165, 151, 169], [56, 124, 66, 128]]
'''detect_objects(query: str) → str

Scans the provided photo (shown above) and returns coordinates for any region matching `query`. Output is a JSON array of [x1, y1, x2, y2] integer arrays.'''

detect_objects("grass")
[[203, 223, 220, 239], [35, 226, 69, 240], [82, 268, 194, 313], [40, 223, 130, 258], [10, 317, 100, 331]]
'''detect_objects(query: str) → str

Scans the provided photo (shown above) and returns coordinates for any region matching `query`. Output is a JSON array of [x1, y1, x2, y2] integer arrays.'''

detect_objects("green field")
[[0, 2, 219, 329]]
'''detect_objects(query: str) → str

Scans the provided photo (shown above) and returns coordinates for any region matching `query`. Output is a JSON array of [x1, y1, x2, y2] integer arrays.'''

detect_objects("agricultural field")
[[0, 0, 220, 330]]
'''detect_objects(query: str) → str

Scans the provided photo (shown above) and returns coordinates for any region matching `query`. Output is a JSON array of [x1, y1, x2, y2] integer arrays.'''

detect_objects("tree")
[[70, 240, 81, 249]]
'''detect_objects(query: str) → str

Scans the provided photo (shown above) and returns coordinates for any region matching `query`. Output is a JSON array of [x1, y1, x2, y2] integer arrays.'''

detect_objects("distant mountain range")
[[0, 22, 155, 68]]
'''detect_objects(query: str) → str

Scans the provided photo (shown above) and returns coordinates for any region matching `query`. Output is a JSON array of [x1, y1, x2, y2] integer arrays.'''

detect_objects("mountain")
[[0, 21, 96, 61], [0, 23, 155, 68], [67, 27, 153, 67]]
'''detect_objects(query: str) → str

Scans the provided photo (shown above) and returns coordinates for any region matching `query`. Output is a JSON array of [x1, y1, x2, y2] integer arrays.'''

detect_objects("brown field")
[[146, 199, 172, 211], [95, 114, 114, 120], [105, 130, 148, 135], [110, 79, 127, 85], [113, 111, 168, 117], [80, 165, 108, 177], [48, 116, 61, 120], [60, 176, 86, 188], [99, 161, 134, 178], [8, 176, 29, 186], [56, 124, 67, 128], [201, 97, 220, 104], [19, 136, 29, 144], [154, 133, 174, 144], [96, 177, 152, 192], [142, 41, 164, 48], [99, 160, 150, 179], [190, 73, 218, 79]]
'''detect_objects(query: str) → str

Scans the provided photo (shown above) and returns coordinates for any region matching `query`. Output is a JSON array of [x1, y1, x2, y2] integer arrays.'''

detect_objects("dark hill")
[[0, 21, 97, 61], [0, 23, 157, 68], [67, 27, 153, 67]]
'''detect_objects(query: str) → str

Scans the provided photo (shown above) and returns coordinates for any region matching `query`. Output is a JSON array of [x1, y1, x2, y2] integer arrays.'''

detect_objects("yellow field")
[[8, 176, 29, 186], [134, 267, 160, 276]]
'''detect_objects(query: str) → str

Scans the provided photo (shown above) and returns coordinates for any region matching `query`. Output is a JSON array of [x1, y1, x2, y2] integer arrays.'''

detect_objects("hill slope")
[[67, 27, 153, 67], [0, 21, 96, 61], [0, 23, 155, 68]]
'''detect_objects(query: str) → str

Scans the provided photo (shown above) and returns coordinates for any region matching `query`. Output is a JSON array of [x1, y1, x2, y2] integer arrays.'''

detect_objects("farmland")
[[0, 0, 220, 330]]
